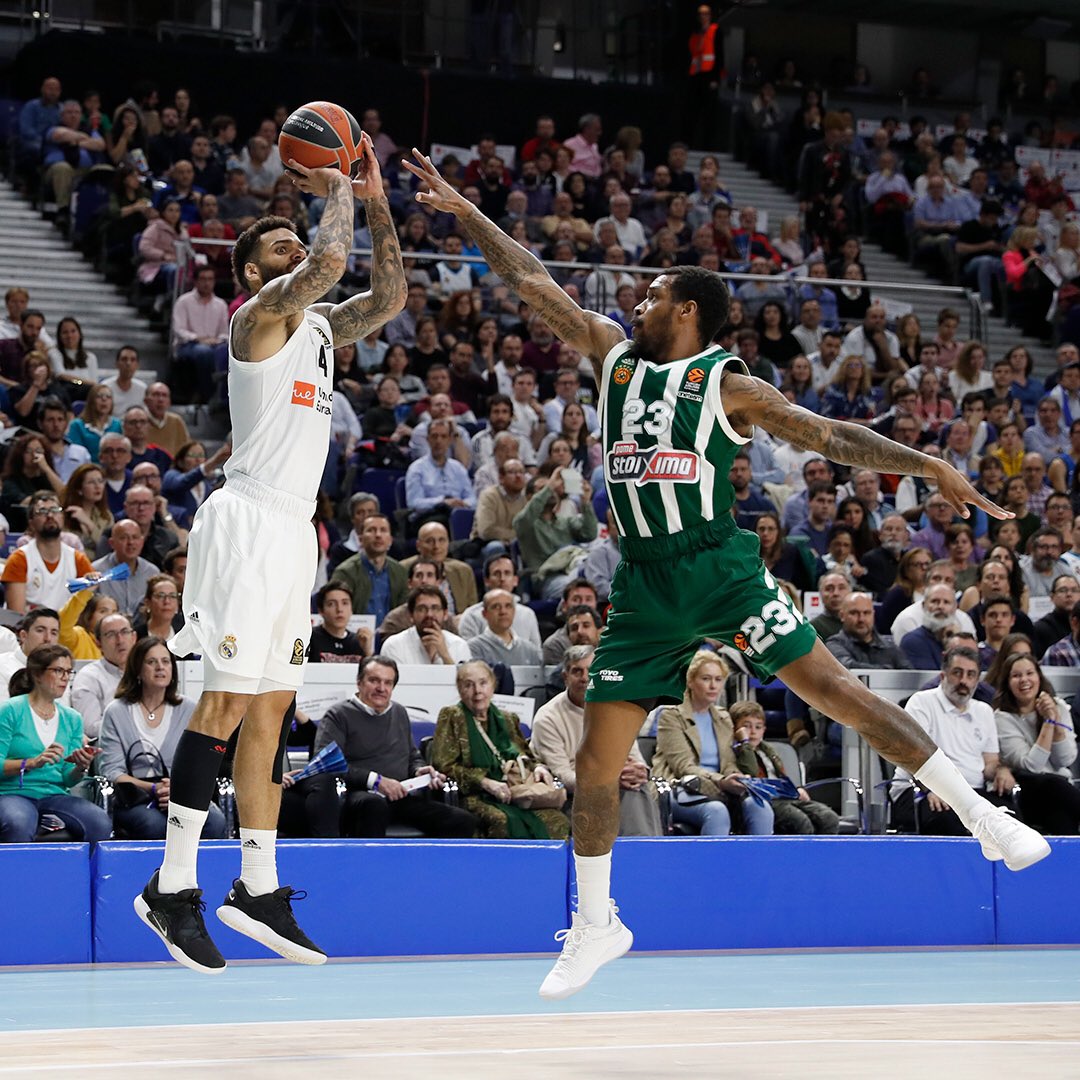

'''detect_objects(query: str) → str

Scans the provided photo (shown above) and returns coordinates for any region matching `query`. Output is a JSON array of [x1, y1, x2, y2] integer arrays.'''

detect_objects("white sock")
[[574, 852, 612, 927], [158, 801, 209, 893], [915, 749, 988, 828], [239, 828, 279, 896]]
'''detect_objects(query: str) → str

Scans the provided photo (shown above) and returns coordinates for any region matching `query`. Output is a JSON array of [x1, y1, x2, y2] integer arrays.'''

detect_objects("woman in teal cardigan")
[[0, 644, 111, 842]]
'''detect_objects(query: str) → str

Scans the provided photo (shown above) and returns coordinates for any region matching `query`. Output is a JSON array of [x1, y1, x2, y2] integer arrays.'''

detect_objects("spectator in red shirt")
[[521, 115, 561, 163]]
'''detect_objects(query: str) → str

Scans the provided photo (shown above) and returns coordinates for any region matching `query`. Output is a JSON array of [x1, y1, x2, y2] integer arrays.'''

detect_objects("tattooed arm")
[[723, 371, 1013, 521], [402, 149, 625, 385], [312, 194, 407, 346], [254, 167, 353, 318]]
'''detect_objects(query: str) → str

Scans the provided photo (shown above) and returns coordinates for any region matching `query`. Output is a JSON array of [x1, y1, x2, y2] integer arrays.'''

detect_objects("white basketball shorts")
[[168, 474, 317, 694]]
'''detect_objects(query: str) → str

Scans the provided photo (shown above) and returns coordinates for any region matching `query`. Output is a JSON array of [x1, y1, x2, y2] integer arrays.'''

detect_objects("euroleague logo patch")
[[679, 366, 706, 402], [291, 380, 316, 407], [733, 632, 749, 652], [290, 638, 305, 665], [218, 634, 238, 660]]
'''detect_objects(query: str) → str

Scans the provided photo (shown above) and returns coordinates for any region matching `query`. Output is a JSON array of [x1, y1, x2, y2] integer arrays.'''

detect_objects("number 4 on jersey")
[[317, 345, 328, 377]]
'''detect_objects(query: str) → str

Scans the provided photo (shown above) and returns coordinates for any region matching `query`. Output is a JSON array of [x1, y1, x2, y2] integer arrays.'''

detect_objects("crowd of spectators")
[[2, 70, 1080, 844]]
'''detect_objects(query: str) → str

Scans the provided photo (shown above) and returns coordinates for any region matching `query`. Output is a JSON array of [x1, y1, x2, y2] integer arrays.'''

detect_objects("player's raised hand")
[[929, 458, 1014, 521], [349, 132, 384, 201], [402, 149, 472, 218], [286, 160, 349, 198]]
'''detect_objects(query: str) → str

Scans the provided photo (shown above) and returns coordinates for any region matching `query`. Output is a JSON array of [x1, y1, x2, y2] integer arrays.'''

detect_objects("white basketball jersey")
[[224, 307, 334, 503]]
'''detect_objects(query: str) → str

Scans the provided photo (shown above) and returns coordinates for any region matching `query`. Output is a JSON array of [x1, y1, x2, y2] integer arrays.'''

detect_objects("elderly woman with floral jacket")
[[433, 660, 569, 839]]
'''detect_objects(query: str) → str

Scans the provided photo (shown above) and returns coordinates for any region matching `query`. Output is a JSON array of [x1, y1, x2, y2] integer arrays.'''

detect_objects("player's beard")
[[633, 321, 674, 364]]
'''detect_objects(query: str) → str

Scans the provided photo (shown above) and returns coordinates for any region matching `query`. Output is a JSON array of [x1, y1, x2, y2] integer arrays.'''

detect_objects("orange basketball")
[[278, 101, 364, 177]]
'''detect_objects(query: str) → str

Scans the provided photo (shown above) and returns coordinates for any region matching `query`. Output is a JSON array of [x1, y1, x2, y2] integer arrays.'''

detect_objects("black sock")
[[271, 701, 296, 785], [170, 730, 229, 809]]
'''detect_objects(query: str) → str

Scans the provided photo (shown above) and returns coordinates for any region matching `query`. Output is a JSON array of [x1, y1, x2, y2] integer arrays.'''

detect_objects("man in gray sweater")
[[279, 656, 477, 839]]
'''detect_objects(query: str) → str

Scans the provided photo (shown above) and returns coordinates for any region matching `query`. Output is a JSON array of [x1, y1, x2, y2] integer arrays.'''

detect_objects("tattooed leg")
[[575, 701, 645, 855], [779, 639, 936, 772]]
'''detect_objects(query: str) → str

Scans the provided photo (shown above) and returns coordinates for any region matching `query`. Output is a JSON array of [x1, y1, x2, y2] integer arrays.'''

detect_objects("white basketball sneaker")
[[538, 901, 633, 1001], [970, 806, 1051, 871]]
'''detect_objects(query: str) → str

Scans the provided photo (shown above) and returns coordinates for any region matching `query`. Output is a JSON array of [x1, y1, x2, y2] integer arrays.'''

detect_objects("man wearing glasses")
[[71, 612, 135, 739], [95, 485, 181, 570], [0, 493, 93, 613]]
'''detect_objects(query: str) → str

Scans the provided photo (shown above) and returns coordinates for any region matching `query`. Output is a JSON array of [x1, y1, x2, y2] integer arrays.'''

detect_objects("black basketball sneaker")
[[134, 870, 227, 974], [216, 879, 327, 965]]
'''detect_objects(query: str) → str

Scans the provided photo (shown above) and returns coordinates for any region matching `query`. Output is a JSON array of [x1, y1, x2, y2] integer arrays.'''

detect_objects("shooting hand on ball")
[[349, 132, 384, 202], [286, 161, 349, 199], [402, 149, 473, 219]]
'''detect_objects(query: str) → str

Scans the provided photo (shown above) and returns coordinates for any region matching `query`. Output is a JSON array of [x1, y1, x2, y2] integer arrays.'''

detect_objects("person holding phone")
[[0, 643, 111, 843], [512, 467, 598, 599]]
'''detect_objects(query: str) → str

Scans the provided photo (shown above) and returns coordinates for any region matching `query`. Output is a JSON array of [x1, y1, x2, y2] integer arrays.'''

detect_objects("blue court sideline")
[[3, 950, 1079, 1032]]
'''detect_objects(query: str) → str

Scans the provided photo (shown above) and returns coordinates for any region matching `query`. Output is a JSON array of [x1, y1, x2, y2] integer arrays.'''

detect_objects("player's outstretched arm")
[[401, 149, 624, 383], [255, 159, 355, 317], [723, 371, 1014, 522], [314, 134, 407, 345]]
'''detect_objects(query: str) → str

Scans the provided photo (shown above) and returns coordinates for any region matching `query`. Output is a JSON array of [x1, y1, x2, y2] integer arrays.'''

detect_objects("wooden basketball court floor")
[[2, 949, 1079, 1078]]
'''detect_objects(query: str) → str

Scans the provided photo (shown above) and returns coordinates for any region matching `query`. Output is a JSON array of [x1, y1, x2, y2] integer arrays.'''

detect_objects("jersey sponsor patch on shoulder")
[[607, 440, 699, 486]]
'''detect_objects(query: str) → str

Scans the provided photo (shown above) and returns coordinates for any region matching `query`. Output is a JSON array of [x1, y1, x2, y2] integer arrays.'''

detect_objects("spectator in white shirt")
[[583, 245, 635, 312], [380, 585, 472, 666], [841, 302, 900, 370], [892, 645, 1016, 833], [808, 330, 844, 392], [791, 298, 825, 357], [593, 192, 647, 260], [434, 233, 479, 298], [542, 370, 599, 432], [101, 345, 149, 417], [170, 265, 228, 404], [69, 612, 135, 739]]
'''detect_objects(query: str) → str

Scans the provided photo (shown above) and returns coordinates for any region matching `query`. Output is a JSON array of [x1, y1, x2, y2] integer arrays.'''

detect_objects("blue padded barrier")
[[993, 837, 1080, 945], [606, 836, 996, 950], [3, 837, 1079, 966], [91, 839, 569, 963], [0, 844, 91, 964]]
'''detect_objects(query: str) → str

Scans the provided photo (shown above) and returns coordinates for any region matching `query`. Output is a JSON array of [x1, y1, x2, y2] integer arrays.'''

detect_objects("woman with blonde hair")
[[652, 651, 774, 836], [821, 354, 874, 421], [62, 462, 114, 547], [1003, 225, 1053, 337], [773, 215, 804, 267], [67, 384, 121, 461], [433, 660, 570, 839]]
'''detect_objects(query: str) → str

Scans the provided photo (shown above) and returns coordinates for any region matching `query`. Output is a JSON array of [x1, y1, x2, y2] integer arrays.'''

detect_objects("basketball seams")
[[279, 102, 363, 175]]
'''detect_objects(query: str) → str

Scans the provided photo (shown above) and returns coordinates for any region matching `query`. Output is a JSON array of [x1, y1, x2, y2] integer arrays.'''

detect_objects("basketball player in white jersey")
[[135, 132, 406, 973]]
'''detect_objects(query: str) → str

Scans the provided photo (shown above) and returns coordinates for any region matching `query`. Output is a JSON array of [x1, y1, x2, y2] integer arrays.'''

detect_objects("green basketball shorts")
[[586, 515, 818, 704]]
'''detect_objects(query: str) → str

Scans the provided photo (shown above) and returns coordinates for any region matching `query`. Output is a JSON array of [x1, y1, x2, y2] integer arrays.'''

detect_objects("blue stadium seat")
[[750, 676, 789, 740], [355, 468, 405, 515], [449, 507, 474, 541], [411, 720, 436, 745]]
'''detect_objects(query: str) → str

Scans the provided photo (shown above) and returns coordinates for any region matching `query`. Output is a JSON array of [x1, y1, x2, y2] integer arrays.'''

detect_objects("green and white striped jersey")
[[599, 339, 750, 541]]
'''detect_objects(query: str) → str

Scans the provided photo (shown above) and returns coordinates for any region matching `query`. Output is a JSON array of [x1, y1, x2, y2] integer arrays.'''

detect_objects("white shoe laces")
[[551, 904, 619, 970]]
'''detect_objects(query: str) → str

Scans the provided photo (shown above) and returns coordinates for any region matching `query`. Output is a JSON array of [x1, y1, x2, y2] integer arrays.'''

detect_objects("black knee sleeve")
[[271, 701, 296, 785], [170, 730, 230, 809]]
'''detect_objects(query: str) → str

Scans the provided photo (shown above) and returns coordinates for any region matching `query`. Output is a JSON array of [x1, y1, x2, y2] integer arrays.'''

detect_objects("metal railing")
[[174, 234, 984, 345]]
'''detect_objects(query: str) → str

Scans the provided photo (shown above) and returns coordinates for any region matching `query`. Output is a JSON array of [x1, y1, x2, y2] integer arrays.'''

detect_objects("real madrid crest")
[[218, 635, 238, 660]]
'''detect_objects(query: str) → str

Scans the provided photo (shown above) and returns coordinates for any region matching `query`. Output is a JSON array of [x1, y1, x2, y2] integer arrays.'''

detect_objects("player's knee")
[[190, 694, 248, 738]]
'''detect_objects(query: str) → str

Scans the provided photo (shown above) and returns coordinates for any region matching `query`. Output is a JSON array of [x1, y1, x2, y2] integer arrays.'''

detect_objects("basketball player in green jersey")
[[404, 150, 1051, 999]]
